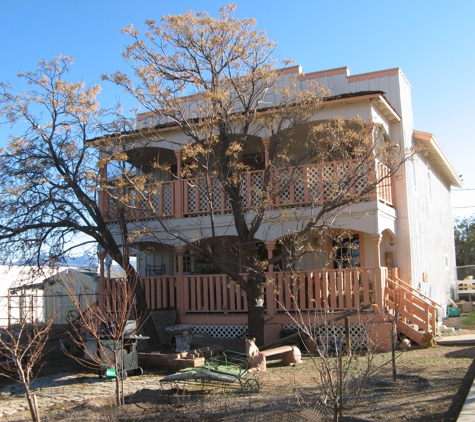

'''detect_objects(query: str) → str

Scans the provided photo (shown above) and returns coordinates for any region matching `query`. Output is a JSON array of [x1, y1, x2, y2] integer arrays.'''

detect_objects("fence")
[[456, 265, 475, 281]]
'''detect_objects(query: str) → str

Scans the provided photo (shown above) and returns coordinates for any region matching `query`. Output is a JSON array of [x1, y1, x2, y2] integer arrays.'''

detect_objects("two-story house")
[[96, 65, 461, 349]]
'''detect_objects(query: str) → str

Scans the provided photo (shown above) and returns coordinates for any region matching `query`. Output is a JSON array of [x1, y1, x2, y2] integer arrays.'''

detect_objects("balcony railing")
[[103, 159, 393, 221]]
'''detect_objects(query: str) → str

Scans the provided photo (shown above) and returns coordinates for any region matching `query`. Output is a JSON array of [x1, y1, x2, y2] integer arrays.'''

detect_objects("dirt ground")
[[2, 314, 475, 421]]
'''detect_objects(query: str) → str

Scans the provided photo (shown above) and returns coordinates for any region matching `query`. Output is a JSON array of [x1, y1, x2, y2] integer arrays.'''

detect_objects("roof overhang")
[[324, 92, 401, 124], [413, 130, 463, 188]]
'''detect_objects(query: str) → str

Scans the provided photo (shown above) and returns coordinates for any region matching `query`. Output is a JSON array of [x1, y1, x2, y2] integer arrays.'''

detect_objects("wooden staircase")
[[385, 276, 441, 347]]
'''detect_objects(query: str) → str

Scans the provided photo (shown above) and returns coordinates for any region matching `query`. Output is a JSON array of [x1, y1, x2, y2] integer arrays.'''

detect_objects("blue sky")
[[1, 0, 474, 218]]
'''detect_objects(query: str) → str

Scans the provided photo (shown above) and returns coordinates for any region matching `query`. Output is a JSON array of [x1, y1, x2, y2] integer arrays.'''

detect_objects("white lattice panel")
[[337, 163, 350, 199], [151, 189, 160, 215], [280, 170, 292, 203], [109, 198, 117, 220], [212, 179, 222, 210], [139, 197, 148, 218], [293, 168, 305, 203], [307, 166, 321, 203], [251, 173, 263, 206], [322, 164, 335, 200], [283, 323, 367, 348], [240, 175, 248, 207], [191, 324, 248, 339], [199, 179, 208, 212], [128, 190, 138, 218], [163, 184, 172, 214], [354, 164, 368, 196], [188, 183, 197, 213]]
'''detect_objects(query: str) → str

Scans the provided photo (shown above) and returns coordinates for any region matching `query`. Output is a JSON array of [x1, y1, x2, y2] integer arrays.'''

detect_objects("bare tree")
[[283, 302, 390, 422], [100, 5, 409, 345], [62, 273, 141, 406], [0, 315, 55, 422], [0, 57, 160, 346]]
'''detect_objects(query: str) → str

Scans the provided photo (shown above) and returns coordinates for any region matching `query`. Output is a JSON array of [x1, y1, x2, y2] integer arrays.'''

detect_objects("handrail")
[[387, 280, 433, 311], [392, 276, 441, 308]]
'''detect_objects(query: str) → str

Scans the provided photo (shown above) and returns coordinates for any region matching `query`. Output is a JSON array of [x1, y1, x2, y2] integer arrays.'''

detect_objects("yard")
[[1, 313, 474, 421]]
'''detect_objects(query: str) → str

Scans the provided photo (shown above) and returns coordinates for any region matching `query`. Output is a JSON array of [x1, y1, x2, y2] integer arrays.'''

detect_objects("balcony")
[[101, 159, 393, 222]]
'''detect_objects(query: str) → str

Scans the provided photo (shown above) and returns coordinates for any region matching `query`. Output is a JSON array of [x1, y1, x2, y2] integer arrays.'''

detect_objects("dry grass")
[[2, 315, 475, 421]]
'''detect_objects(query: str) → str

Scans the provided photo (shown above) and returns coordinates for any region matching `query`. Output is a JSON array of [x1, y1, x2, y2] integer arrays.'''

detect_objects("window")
[[332, 234, 360, 269]]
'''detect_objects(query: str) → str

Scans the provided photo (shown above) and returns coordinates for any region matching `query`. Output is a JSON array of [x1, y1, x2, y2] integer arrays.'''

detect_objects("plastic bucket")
[[106, 368, 116, 379]]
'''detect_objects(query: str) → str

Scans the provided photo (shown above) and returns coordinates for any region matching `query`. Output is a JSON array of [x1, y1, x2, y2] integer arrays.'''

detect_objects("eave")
[[324, 92, 401, 124], [413, 130, 463, 188]]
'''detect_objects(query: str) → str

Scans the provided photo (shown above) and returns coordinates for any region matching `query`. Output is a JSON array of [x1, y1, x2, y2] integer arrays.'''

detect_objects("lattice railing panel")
[[279, 170, 292, 203], [163, 184, 172, 215], [251, 172, 264, 207], [354, 163, 368, 196], [212, 178, 222, 210], [150, 189, 160, 215], [307, 166, 321, 203], [240, 175, 249, 208], [187, 182, 197, 213], [293, 168, 305, 203], [339, 163, 351, 199], [199, 179, 208, 212], [322, 164, 335, 201]]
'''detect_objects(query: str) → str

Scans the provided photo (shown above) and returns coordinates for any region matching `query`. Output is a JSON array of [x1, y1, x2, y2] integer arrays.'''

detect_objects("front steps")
[[385, 277, 440, 347]]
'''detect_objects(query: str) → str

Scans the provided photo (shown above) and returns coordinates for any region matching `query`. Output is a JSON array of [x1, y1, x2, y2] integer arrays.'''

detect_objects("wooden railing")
[[101, 267, 381, 315], [103, 159, 394, 221], [273, 268, 376, 312], [182, 273, 249, 313], [385, 276, 440, 346], [105, 181, 175, 221]]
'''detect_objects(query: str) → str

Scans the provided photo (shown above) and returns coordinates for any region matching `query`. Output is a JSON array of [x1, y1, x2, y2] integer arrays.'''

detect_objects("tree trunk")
[[246, 286, 265, 346], [23, 383, 39, 422], [114, 350, 121, 406]]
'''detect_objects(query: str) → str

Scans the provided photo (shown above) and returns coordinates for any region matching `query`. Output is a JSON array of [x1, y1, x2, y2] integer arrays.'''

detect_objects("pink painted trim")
[[348, 68, 400, 83], [276, 65, 302, 75], [325, 93, 381, 105], [298, 66, 349, 81], [413, 130, 433, 142], [136, 111, 154, 120]]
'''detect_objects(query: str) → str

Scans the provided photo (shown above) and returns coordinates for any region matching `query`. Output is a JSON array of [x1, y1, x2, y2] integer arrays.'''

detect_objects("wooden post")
[[98, 163, 108, 218], [262, 137, 271, 166], [265, 241, 276, 317], [174, 150, 183, 219], [176, 247, 186, 317], [371, 234, 384, 309], [97, 251, 107, 312]]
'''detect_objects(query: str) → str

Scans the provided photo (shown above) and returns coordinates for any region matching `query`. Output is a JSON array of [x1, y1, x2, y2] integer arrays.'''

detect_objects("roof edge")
[[413, 130, 463, 188]]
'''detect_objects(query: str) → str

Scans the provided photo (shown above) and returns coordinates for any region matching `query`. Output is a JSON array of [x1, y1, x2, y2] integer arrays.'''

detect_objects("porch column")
[[371, 234, 384, 309], [262, 137, 274, 210], [174, 150, 184, 219], [262, 137, 271, 165], [97, 251, 107, 311], [176, 247, 186, 317], [98, 163, 108, 218], [265, 241, 276, 317]]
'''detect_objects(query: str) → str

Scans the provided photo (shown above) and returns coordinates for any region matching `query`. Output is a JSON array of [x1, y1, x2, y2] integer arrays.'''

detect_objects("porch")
[[100, 265, 439, 349]]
